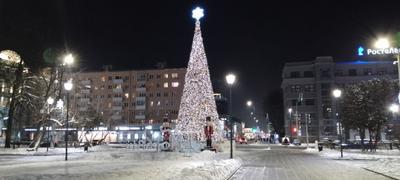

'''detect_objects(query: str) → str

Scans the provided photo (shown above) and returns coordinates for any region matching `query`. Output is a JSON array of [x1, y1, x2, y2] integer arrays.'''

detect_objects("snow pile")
[[303, 148, 400, 160], [179, 159, 241, 180], [364, 158, 400, 179], [0, 147, 85, 155], [0, 145, 242, 180], [304, 148, 400, 179], [189, 150, 217, 161]]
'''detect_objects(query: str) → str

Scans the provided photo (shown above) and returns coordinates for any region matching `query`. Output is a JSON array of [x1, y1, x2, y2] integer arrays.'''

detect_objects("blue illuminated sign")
[[358, 46, 364, 56]]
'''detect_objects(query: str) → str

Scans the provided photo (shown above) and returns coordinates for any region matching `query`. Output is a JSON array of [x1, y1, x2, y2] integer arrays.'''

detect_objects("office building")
[[281, 56, 397, 141]]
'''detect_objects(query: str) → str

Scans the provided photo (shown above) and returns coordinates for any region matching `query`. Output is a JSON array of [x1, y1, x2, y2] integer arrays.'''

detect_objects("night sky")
[[1, 1, 400, 129]]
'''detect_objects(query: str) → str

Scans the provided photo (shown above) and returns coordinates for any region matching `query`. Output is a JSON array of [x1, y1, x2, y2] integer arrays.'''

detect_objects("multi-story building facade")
[[68, 68, 186, 129], [281, 56, 397, 142]]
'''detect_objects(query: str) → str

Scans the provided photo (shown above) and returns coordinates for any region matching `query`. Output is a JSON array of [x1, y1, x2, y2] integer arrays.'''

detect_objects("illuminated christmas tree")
[[176, 7, 222, 141]]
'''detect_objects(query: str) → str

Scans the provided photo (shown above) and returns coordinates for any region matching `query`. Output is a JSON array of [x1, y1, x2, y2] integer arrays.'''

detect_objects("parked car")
[[236, 136, 247, 144], [292, 139, 301, 146]]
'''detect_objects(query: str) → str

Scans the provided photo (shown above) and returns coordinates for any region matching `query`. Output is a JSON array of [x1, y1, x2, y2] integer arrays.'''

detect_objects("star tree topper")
[[192, 7, 204, 21]]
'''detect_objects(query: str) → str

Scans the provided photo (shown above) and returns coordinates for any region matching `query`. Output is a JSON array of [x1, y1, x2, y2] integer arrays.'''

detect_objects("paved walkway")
[[231, 144, 389, 180]]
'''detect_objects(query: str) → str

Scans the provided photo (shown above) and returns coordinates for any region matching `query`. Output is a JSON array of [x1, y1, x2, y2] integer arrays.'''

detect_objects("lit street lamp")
[[374, 38, 390, 49], [63, 79, 73, 161], [332, 88, 343, 158], [389, 103, 399, 113], [46, 97, 54, 152], [56, 99, 64, 109], [246, 100, 252, 107], [63, 54, 74, 66], [225, 73, 236, 159]]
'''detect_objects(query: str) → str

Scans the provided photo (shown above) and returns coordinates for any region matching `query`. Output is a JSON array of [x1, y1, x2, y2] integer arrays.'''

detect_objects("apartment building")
[[68, 68, 186, 128], [281, 56, 397, 142]]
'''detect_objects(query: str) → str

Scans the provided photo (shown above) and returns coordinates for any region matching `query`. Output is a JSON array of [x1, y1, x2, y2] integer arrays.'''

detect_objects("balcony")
[[135, 96, 146, 101], [135, 105, 146, 110], [113, 88, 123, 93], [81, 89, 91, 94], [136, 87, 146, 92], [111, 115, 122, 120], [112, 97, 123, 102], [113, 79, 123, 84], [80, 98, 90, 103], [112, 106, 122, 111], [135, 115, 145, 120], [81, 80, 91, 85]]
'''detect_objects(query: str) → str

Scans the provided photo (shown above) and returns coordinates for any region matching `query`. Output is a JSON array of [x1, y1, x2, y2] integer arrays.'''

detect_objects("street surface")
[[231, 144, 389, 180]]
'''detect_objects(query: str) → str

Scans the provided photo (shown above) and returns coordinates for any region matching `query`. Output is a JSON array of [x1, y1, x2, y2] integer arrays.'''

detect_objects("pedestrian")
[[84, 142, 89, 152]]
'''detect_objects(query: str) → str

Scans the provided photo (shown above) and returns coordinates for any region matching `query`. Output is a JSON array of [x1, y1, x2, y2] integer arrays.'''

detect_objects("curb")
[[362, 168, 399, 180], [226, 164, 242, 180]]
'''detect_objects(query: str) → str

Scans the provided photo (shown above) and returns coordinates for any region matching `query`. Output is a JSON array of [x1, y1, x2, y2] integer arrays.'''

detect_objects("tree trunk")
[[28, 121, 45, 150], [368, 129, 373, 152], [4, 60, 24, 148], [374, 126, 381, 152], [360, 128, 365, 152]]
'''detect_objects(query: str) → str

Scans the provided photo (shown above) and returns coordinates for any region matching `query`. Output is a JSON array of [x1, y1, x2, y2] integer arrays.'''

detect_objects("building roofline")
[[284, 56, 393, 67], [78, 67, 187, 74]]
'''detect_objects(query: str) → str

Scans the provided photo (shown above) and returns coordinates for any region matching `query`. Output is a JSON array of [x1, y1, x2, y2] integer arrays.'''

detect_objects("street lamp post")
[[389, 103, 399, 149], [226, 73, 236, 159], [46, 97, 54, 152], [288, 108, 292, 140], [62, 53, 74, 161], [332, 89, 343, 158], [63, 80, 73, 161]]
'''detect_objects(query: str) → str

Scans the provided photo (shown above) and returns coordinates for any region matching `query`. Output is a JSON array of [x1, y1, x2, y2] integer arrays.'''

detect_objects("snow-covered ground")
[[0, 145, 241, 180], [304, 147, 400, 179]]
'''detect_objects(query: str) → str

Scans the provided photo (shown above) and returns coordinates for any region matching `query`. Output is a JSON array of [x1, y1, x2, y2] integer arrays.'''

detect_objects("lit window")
[[171, 73, 178, 79], [150, 101, 154, 107], [164, 74, 169, 78], [108, 103, 111, 108], [164, 82, 168, 88], [157, 101, 161, 106], [149, 119, 153, 124], [101, 76, 106, 82], [172, 82, 179, 87], [124, 93, 129, 98]]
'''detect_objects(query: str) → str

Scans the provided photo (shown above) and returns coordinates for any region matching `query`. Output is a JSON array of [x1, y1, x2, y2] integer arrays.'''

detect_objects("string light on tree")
[[176, 7, 222, 141]]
